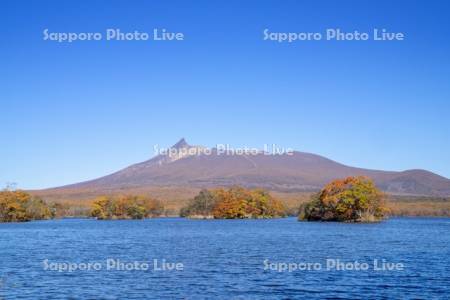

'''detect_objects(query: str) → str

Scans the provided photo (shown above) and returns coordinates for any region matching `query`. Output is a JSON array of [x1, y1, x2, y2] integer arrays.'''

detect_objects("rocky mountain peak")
[[172, 138, 189, 149]]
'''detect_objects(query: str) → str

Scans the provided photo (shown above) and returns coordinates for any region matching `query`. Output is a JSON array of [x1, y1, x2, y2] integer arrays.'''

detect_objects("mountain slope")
[[42, 139, 450, 197]]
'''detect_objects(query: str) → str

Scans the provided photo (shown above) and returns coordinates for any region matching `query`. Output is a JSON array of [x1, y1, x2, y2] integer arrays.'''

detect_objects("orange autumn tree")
[[212, 187, 249, 219], [299, 176, 388, 222]]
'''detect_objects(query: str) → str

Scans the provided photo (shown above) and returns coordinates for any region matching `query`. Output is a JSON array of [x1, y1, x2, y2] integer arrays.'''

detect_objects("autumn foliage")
[[299, 176, 388, 222], [0, 190, 52, 222], [90, 195, 164, 220], [180, 187, 286, 219]]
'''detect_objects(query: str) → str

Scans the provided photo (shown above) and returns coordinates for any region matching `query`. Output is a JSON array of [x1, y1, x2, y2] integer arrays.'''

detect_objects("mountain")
[[38, 138, 450, 198]]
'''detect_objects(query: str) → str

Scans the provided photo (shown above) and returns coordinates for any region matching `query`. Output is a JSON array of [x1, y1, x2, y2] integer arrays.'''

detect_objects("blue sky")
[[1, 0, 450, 189]]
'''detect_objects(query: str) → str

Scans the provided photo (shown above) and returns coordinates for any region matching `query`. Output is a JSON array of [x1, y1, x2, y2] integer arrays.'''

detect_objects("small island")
[[298, 176, 388, 222], [180, 187, 286, 219], [0, 190, 53, 222], [90, 195, 164, 220]]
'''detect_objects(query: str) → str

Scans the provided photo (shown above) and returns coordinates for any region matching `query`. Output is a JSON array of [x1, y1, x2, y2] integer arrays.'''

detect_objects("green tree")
[[180, 189, 217, 217], [25, 196, 52, 220]]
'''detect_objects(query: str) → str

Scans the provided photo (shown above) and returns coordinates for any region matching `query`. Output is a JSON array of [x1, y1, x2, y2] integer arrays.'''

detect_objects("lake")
[[1, 218, 449, 299]]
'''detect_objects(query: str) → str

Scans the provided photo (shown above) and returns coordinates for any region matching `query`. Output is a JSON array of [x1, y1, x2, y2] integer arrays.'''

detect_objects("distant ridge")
[[39, 138, 450, 197]]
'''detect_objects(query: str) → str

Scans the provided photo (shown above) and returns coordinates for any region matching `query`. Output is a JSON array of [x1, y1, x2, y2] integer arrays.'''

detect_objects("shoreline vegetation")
[[1, 178, 450, 223]]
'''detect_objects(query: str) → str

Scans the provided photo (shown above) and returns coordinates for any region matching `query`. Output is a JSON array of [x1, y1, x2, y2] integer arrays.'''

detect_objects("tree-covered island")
[[298, 176, 388, 222], [180, 187, 286, 219]]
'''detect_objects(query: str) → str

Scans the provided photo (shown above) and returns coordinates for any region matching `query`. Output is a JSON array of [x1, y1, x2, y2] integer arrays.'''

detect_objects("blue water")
[[1, 218, 449, 299]]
